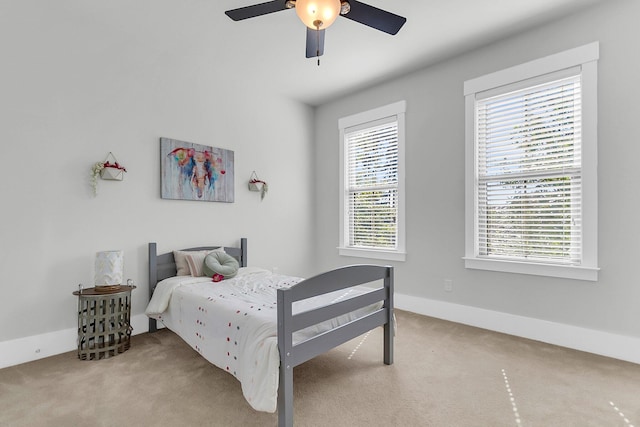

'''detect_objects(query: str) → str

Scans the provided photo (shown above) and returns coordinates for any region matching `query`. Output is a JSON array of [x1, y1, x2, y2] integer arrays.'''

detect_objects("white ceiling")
[[213, 0, 604, 106]]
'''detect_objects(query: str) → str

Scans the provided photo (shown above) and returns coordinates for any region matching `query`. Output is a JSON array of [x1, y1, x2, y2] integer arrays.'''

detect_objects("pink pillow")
[[174, 247, 224, 276]]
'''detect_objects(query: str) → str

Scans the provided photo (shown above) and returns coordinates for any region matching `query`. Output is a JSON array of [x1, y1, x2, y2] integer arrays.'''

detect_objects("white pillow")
[[174, 247, 224, 276]]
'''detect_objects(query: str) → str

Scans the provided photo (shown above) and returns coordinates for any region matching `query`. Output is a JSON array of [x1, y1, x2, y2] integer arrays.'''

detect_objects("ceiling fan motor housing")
[[285, 0, 350, 15]]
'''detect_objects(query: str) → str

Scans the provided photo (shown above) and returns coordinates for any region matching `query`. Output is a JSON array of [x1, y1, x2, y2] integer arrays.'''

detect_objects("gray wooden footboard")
[[276, 264, 394, 427]]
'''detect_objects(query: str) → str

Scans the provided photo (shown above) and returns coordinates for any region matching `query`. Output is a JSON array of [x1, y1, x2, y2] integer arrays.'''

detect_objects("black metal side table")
[[72, 285, 135, 360]]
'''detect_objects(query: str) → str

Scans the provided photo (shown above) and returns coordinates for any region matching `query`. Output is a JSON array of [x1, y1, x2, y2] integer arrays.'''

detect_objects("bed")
[[146, 238, 394, 427]]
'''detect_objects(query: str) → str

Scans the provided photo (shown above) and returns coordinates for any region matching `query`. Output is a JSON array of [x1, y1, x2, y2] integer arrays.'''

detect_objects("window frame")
[[463, 43, 599, 281], [338, 100, 406, 262]]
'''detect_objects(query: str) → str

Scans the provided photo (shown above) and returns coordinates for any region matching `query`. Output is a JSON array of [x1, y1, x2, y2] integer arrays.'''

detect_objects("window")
[[339, 101, 406, 261], [464, 43, 599, 281]]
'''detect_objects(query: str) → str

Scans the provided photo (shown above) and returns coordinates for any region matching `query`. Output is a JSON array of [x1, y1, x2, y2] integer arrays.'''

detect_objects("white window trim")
[[463, 42, 599, 281], [338, 100, 406, 262]]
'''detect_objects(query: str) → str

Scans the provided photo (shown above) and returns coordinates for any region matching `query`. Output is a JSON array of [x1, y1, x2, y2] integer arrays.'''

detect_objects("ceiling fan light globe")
[[295, 0, 340, 29]]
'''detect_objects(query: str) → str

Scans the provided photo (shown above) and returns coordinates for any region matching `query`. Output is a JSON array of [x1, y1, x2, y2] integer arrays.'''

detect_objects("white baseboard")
[[395, 293, 640, 365], [2, 300, 639, 369], [0, 314, 149, 370]]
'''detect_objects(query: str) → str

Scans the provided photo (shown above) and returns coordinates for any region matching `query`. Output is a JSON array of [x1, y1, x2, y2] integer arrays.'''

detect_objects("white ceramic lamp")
[[95, 250, 124, 289]]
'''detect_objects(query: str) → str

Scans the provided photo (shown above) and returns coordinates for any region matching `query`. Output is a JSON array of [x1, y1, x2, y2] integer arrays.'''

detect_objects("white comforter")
[[145, 267, 379, 413]]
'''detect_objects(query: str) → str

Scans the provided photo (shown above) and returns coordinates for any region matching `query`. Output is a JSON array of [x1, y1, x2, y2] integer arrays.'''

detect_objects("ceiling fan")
[[225, 0, 406, 63]]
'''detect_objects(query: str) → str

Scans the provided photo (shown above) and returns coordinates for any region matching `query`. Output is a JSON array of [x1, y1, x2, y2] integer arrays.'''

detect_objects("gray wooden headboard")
[[147, 237, 247, 332]]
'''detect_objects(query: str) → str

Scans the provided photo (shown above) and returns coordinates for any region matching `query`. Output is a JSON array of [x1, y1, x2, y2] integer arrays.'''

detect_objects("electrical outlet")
[[444, 279, 453, 292]]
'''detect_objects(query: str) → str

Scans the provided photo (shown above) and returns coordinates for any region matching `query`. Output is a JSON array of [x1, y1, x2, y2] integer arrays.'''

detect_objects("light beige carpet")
[[1, 310, 639, 427]]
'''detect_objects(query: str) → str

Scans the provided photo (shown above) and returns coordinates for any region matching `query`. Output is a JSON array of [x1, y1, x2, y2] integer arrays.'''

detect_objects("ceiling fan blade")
[[306, 27, 325, 58], [225, 0, 288, 21], [341, 1, 406, 35]]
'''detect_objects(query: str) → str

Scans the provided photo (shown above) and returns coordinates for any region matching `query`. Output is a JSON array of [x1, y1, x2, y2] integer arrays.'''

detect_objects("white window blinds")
[[345, 117, 399, 250], [476, 74, 582, 264]]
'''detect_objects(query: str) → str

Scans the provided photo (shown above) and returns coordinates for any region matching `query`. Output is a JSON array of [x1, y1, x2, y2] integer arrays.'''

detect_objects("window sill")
[[339, 247, 406, 262], [463, 257, 599, 281]]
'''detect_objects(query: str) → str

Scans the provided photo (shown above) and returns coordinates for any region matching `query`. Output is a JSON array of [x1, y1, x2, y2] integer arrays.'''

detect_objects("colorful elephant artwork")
[[160, 137, 235, 202]]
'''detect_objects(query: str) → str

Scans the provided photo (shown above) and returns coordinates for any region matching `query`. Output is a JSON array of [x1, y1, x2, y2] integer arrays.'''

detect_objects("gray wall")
[[314, 0, 640, 339], [0, 1, 316, 342]]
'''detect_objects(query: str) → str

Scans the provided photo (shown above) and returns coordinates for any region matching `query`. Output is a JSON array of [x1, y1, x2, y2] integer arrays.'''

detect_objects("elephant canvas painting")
[[160, 137, 235, 203]]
